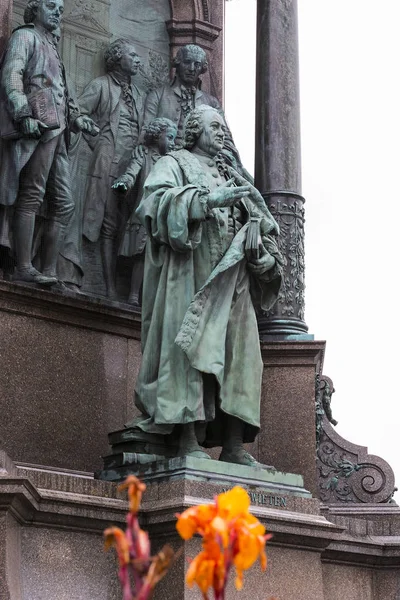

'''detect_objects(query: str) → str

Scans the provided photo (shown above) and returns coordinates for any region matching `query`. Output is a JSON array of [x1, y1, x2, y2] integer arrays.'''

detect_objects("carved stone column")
[[255, 0, 308, 337], [0, 0, 12, 57]]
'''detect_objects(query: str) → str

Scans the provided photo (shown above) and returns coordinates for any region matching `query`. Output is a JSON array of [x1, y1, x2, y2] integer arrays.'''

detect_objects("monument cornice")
[[0, 281, 141, 339], [166, 18, 221, 47]]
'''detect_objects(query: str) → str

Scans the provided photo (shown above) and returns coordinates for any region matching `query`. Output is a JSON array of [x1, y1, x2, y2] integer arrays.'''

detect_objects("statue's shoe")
[[219, 448, 264, 468], [178, 448, 211, 460], [185, 450, 211, 459], [63, 283, 84, 294], [128, 294, 140, 307], [13, 267, 58, 286]]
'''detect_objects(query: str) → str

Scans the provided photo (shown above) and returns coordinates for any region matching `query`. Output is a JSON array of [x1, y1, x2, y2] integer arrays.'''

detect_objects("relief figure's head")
[[173, 44, 208, 87], [184, 105, 225, 157], [143, 118, 177, 154], [104, 39, 141, 77], [24, 0, 64, 32]]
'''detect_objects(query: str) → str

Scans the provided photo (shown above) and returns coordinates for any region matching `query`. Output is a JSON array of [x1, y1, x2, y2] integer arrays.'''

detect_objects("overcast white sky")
[[225, 0, 400, 502]]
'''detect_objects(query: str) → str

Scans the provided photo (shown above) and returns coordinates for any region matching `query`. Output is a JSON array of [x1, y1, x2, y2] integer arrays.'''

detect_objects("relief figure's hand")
[[112, 174, 135, 193], [133, 144, 146, 160], [20, 117, 48, 139], [75, 115, 100, 136]]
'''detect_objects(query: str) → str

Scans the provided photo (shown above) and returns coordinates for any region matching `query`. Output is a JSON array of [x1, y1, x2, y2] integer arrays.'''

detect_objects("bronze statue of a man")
[[0, 0, 97, 285], [79, 39, 145, 299], [142, 44, 243, 170], [130, 106, 283, 466]]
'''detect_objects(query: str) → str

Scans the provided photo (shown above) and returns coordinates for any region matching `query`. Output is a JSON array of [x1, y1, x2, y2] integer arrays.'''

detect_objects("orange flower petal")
[[235, 570, 244, 591], [196, 558, 216, 594], [260, 547, 267, 571], [210, 515, 229, 548], [186, 553, 205, 586], [176, 504, 217, 540], [136, 528, 151, 560], [176, 507, 199, 540], [145, 545, 176, 589], [217, 487, 250, 519], [104, 527, 130, 566]]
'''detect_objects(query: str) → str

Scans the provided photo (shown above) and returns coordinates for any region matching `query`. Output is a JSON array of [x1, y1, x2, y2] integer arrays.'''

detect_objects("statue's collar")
[[33, 23, 59, 44], [110, 72, 131, 87], [171, 76, 203, 97]]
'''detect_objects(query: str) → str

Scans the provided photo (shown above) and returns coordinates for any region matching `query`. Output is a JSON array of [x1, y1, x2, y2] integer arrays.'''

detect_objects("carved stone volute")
[[316, 376, 397, 505]]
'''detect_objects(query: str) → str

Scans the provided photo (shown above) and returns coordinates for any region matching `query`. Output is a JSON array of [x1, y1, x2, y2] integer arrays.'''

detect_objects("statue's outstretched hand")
[[207, 178, 250, 210], [20, 117, 48, 139], [112, 174, 135, 193]]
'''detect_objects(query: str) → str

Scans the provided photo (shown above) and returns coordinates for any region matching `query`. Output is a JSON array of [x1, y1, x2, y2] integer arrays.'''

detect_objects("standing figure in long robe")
[[130, 106, 283, 466]]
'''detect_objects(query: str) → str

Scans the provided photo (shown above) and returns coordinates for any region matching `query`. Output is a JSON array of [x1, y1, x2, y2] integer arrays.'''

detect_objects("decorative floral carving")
[[67, 0, 100, 19], [318, 438, 361, 503], [264, 194, 305, 321], [64, 0, 109, 34], [139, 51, 170, 92]]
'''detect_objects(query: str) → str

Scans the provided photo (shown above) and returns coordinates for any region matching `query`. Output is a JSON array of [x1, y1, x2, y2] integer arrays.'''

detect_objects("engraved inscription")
[[222, 488, 287, 508], [249, 492, 287, 508]]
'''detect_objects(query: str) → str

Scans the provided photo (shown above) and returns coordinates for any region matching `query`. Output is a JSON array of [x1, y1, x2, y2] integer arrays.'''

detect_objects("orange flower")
[[176, 486, 272, 598], [105, 476, 178, 600], [119, 475, 147, 515], [104, 527, 130, 567]]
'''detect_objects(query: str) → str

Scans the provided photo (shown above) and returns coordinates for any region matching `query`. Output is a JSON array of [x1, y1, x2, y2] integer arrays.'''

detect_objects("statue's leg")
[[219, 415, 261, 467], [178, 422, 211, 459], [100, 237, 118, 299], [100, 191, 120, 299], [128, 254, 144, 306], [41, 220, 66, 278], [13, 139, 60, 286], [41, 134, 75, 280]]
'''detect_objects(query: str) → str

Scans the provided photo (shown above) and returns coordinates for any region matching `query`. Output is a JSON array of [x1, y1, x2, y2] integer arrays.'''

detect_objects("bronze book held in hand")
[[245, 217, 262, 261], [0, 87, 60, 140]]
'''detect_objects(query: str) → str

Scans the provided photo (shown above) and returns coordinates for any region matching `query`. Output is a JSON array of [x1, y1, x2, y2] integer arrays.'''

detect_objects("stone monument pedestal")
[[1, 286, 399, 599], [0, 449, 337, 600], [2, 449, 399, 599]]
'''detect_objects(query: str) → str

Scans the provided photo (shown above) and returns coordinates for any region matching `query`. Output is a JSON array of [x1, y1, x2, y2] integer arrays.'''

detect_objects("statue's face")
[[177, 48, 204, 86], [36, 0, 64, 32], [119, 46, 141, 76], [158, 126, 177, 155], [195, 110, 225, 157]]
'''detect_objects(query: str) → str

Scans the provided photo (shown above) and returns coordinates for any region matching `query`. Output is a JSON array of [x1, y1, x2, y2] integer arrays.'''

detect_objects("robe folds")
[[131, 149, 282, 446]]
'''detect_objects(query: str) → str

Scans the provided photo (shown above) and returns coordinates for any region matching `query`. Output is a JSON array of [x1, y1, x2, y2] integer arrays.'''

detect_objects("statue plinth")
[[96, 453, 310, 500]]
